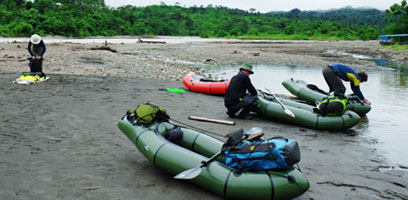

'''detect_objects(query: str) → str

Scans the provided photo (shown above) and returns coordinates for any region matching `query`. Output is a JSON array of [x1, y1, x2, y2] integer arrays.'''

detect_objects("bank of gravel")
[[1, 37, 407, 81], [1, 37, 407, 200]]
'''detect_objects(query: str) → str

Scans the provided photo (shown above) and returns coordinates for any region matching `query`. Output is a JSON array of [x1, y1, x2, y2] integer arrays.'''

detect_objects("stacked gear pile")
[[126, 101, 169, 126], [316, 94, 349, 116], [222, 129, 300, 171]]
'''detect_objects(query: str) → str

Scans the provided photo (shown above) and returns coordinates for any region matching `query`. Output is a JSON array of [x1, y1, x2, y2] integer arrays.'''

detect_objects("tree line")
[[0, 0, 406, 40]]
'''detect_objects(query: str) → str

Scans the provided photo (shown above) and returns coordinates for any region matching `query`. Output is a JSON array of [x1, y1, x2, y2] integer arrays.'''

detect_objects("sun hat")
[[30, 34, 41, 45], [239, 64, 254, 74]]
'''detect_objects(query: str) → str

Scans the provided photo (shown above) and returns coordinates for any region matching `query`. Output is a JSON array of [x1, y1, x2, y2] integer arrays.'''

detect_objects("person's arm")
[[27, 41, 34, 57], [348, 73, 370, 104], [363, 99, 371, 105], [246, 77, 257, 96], [349, 82, 371, 105], [39, 40, 46, 57]]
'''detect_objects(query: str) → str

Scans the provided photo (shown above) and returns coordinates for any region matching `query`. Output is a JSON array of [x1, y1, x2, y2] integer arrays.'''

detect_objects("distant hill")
[[268, 7, 386, 29], [0, 1, 388, 40]]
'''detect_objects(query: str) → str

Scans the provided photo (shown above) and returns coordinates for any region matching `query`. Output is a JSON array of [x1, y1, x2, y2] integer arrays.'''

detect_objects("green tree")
[[385, 0, 408, 34]]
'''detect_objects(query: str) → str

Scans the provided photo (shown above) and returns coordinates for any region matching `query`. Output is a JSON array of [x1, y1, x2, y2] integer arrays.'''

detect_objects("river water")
[[204, 62, 408, 167], [3, 36, 406, 167]]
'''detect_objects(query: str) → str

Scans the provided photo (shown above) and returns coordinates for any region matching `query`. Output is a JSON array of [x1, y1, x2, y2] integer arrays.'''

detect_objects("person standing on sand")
[[224, 64, 258, 120], [28, 34, 46, 76], [322, 63, 371, 105]]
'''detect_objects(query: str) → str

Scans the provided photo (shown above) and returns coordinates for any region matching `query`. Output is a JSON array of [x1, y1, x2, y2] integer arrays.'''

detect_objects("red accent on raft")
[[183, 72, 230, 95]]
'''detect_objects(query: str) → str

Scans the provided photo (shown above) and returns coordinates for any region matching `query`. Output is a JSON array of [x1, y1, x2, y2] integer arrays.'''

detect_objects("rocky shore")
[[1, 36, 407, 80], [1, 36, 407, 200]]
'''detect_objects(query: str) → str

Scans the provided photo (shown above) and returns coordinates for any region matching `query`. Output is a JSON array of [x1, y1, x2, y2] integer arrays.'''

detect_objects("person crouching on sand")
[[224, 64, 258, 120]]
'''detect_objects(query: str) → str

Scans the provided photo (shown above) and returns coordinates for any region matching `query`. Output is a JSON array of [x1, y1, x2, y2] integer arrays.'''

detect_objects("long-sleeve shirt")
[[224, 71, 257, 105], [331, 63, 365, 100], [28, 40, 46, 56]]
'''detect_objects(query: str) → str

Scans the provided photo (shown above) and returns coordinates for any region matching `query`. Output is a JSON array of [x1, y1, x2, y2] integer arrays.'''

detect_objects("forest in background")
[[0, 0, 407, 40]]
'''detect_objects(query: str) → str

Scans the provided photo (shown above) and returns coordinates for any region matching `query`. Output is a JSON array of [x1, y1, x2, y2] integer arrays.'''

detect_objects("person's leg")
[[322, 66, 345, 95], [225, 101, 244, 118], [237, 95, 258, 119]]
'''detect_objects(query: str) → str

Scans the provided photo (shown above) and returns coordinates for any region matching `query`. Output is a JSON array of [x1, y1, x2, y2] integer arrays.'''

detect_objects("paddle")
[[264, 88, 295, 118], [173, 151, 223, 179], [173, 127, 263, 180]]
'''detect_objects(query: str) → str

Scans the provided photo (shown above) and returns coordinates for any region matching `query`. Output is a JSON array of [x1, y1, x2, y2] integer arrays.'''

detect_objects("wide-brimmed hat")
[[30, 34, 41, 45], [239, 64, 254, 74]]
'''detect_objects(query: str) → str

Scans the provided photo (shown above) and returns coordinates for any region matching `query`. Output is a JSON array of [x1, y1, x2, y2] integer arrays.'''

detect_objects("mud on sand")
[[0, 38, 407, 199]]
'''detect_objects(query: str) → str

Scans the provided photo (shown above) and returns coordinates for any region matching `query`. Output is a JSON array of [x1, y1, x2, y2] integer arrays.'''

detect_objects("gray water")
[[204, 63, 408, 167]]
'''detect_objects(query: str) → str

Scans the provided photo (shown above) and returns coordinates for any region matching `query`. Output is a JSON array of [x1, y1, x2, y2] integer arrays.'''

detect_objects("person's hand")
[[36, 56, 41, 60], [364, 99, 371, 105], [31, 56, 35, 59]]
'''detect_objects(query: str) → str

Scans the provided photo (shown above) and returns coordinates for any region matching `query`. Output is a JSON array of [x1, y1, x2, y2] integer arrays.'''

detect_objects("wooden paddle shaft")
[[188, 116, 235, 125]]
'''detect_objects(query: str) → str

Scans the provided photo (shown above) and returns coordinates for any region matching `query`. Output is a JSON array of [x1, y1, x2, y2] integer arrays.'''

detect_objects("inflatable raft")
[[256, 90, 361, 131], [183, 72, 230, 95], [117, 117, 309, 200], [282, 79, 371, 116]]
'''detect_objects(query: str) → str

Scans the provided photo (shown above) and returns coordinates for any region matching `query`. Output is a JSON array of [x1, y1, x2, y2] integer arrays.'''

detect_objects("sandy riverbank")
[[0, 37, 407, 199]]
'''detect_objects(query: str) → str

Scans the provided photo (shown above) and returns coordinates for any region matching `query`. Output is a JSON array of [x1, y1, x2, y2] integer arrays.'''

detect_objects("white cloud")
[[104, 0, 402, 12]]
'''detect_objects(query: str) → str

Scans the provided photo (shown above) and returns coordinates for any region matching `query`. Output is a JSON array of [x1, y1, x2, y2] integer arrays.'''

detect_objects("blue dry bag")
[[223, 137, 300, 171]]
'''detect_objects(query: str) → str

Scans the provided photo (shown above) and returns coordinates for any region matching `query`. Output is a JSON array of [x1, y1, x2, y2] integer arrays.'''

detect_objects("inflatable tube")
[[183, 72, 230, 95], [256, 91, 361, 131], [117, 118, 309, 200], [282, 79, 371, 116]]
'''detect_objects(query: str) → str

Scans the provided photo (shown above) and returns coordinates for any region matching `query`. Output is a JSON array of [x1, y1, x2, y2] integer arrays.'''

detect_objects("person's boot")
[[226, 111, 236, 118], [238, 113, 254, 120]]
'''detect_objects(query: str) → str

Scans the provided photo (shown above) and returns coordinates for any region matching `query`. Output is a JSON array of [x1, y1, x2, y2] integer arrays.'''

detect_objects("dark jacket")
[[224, 71, 257, 105], [28, 40, 46, 57]]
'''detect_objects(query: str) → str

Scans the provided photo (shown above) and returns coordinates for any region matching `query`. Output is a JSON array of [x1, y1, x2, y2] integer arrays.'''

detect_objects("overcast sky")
[[104, 0, 402, 12]]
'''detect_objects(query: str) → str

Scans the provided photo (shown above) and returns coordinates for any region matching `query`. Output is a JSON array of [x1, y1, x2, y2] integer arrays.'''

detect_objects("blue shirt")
[[331, 63, 365, 100]]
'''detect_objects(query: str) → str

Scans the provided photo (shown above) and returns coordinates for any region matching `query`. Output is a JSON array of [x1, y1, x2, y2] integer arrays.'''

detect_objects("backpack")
[[29, 58, 43, 73], [317, 94, 348, 116], [127, 101, 170, 126], [222, 130, 300, 171]]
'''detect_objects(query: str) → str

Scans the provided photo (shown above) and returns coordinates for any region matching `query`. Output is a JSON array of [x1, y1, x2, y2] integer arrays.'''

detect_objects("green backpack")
[[317, 94, 348, 116], [127, 101, 170, 126]]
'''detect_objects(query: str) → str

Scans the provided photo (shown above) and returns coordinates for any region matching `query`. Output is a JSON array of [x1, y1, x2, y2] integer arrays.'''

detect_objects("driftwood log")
[[232, 50, 260, 56], [137, 39, 166, 44]]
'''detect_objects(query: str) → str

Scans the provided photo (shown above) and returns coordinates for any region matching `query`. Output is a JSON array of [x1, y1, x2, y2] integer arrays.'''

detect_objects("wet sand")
[[1, 37, 407, 199]]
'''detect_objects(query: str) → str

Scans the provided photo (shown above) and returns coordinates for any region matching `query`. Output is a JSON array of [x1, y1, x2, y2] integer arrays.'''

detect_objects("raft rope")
[[266, 168, 309, 192], [169, 118, 227, 138]]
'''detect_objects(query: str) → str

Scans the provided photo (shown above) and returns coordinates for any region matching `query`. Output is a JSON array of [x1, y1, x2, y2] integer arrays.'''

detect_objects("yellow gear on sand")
[[20, 74, 40, 81]]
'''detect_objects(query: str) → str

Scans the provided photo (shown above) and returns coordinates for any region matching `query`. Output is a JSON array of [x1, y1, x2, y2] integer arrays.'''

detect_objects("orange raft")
[[183, 72, 230, 95]]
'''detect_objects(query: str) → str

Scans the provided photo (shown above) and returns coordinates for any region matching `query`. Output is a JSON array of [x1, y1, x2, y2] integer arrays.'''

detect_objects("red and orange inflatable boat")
[[183, 72, 230, 95]]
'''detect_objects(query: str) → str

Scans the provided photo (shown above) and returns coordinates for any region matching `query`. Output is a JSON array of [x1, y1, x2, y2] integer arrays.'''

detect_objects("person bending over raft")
[[322, 63, 371, 105], [224, 65, 258, 120], [28, 34, 46, 76]]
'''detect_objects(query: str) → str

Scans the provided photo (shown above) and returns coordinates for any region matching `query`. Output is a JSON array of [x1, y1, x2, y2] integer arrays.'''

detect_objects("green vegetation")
[[385, 44, 408, 50], [0, 0, 405, 40], [385, 0, 408, 34]]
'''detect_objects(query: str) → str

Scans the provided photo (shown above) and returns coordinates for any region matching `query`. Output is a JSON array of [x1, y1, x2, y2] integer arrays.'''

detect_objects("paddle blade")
[[167, 88, 186, 93], [173, 167, 202, 180], [285, 109, 296, 118], [247, 127, 262, 135]]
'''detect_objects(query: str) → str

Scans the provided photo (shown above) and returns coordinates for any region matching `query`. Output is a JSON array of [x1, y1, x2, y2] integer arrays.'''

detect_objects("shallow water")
[[204, 63, 408, 167]]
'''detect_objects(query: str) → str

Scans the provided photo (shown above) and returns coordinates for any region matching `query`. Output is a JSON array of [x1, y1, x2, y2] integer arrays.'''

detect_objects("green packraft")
[[317, 94, 348, 116], [127, 101, 170, 126]]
